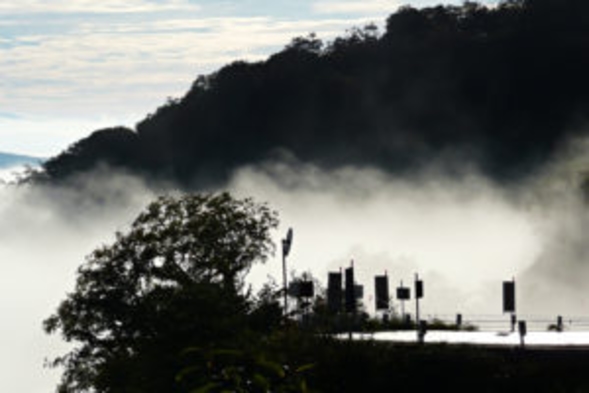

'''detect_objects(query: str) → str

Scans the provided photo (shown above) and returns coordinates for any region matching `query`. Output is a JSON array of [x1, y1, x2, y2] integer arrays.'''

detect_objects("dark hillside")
[[40, 0, 589, 188]]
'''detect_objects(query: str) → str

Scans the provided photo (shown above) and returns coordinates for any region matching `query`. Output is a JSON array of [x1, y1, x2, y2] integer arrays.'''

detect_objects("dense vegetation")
[[44, 193, 283, 392], [37, 0, 589, 188]]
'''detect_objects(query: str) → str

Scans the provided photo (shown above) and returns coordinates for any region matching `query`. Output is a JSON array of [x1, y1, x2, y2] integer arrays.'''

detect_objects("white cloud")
[[312, 0, 499, 15], [0, 115, 139, 157], [0, 0, 391, 156], [0, 0, 200, 14], [313, 0, 402, 15], [1, 10, 378, 155]]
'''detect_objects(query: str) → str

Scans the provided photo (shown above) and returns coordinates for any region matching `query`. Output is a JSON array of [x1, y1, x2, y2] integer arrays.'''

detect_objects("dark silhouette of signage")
[[327, 272, 342, 313], [345, 266, 356, 313], [288, 281, 314, 298], [503, 281, 515, 313], [299, 281, 314, 298], [415, 279, 424, 299], [375, 275, 389, 310], [397, 286, 410, 300]]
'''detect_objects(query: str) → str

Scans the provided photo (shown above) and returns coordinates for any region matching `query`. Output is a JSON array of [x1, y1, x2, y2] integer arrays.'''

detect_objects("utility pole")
[[397, 280, 409, 322], [415, 273, 420, 329], [345, 260, 356, 340], [414, 273, 424, 343]]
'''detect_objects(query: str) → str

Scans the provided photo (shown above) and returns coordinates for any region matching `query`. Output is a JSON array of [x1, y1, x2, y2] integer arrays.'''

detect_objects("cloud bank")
[[313, 0, 403, 15], [3, 135, 589, 391], [229, 161, 540, 317], [0, 172, 156, 392]]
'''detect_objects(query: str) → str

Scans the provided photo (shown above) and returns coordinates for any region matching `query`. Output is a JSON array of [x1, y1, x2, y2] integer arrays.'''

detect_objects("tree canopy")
[[36, 0, 589, 188], [44, 193, 279, 392]]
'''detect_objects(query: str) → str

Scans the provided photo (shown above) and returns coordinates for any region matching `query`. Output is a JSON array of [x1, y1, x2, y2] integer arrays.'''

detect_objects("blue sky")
[[0, 0, 495, 157]]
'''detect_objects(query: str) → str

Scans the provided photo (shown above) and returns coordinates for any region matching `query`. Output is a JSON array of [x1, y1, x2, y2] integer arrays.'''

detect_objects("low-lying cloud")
[[226, 140, 589, 319], [3, 137, 589, 391], [0, 171, 156, 392], [229, 161, 540, 317]]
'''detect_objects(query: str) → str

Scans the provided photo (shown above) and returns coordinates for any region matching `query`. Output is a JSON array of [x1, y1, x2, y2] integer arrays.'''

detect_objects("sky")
[[0, 0, 495, 157]]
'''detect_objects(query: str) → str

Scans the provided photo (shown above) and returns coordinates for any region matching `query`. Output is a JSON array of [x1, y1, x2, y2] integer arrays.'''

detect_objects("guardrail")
[[422, 314, 589, 332]]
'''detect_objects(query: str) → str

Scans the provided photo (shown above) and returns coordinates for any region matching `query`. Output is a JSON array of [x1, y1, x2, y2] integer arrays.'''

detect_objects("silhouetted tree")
[[44, 192, 278, 392]]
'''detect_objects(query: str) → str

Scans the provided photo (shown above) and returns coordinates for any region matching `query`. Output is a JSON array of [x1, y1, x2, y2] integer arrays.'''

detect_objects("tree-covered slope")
[[40, 0, 589, 188]]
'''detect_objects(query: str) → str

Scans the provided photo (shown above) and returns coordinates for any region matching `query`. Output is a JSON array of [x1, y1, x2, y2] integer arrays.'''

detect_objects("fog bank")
[[3, 141, 589, 391], [229, 162, 540, 317], [0, 172, 156, 392]]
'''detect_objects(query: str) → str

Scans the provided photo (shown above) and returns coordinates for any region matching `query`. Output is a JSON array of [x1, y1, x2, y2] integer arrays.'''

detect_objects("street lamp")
[[282, 228, 293, 317]]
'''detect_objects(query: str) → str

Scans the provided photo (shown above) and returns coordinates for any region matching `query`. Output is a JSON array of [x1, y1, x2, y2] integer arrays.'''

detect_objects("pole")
[[400, 280, 405, 322], [282, 239, 288, 318], [281, 228, 293, 319], [415, 273, 420, 331]]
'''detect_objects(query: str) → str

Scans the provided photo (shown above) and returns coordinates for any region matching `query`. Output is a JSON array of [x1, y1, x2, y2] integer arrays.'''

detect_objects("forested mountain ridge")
[[39, 0, 589, 188]]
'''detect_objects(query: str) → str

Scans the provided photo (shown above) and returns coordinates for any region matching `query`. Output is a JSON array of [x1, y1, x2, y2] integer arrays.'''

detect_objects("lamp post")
[[282, 228, 293, 317]]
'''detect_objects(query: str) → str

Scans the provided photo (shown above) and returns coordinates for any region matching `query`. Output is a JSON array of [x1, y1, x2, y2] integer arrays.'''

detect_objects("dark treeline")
[[39, 0, 589, 187]]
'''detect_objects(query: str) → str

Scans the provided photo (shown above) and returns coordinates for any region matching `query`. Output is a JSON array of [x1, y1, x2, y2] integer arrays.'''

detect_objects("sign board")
[[288, 281, 314, 298], [397, 287, 410, 300], [415, 279, 424, 299], [503, 281, 515, 313], [375, 275, 389, 310], [327, 272, 342, 313], [287, 281, 300, 297], [345, 267, 356, 312], [299, 281, 314, 298]]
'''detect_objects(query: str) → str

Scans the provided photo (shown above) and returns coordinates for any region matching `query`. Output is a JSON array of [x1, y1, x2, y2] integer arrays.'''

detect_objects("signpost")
[[415, 273, 424, 331], [503, 279, 516, 332], [345, 263, 356, 313], [397, 281, 410, 322], [518, 320, 527, 347], [375, 273, 390, 312], [327, 271, 343, 313], [345, 261, 356, 339]]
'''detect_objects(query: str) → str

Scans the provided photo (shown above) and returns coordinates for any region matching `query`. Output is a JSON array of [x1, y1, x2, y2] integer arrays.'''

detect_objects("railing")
[[420, 314, 589, 332]]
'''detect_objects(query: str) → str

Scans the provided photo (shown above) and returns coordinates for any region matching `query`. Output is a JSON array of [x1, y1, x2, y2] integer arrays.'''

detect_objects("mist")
[[3, 140, 589, 391], [229, 161, 539, 316], [0, 171, 157, 393], [227, 143, 589, 318]]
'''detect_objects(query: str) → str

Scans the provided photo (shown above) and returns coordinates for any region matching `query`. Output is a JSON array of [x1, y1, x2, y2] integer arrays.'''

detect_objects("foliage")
[[44, 192, 278, 392], [35, 0, 589, 188], [275, 337, 589, 393], [177, 346, 313, 393]]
